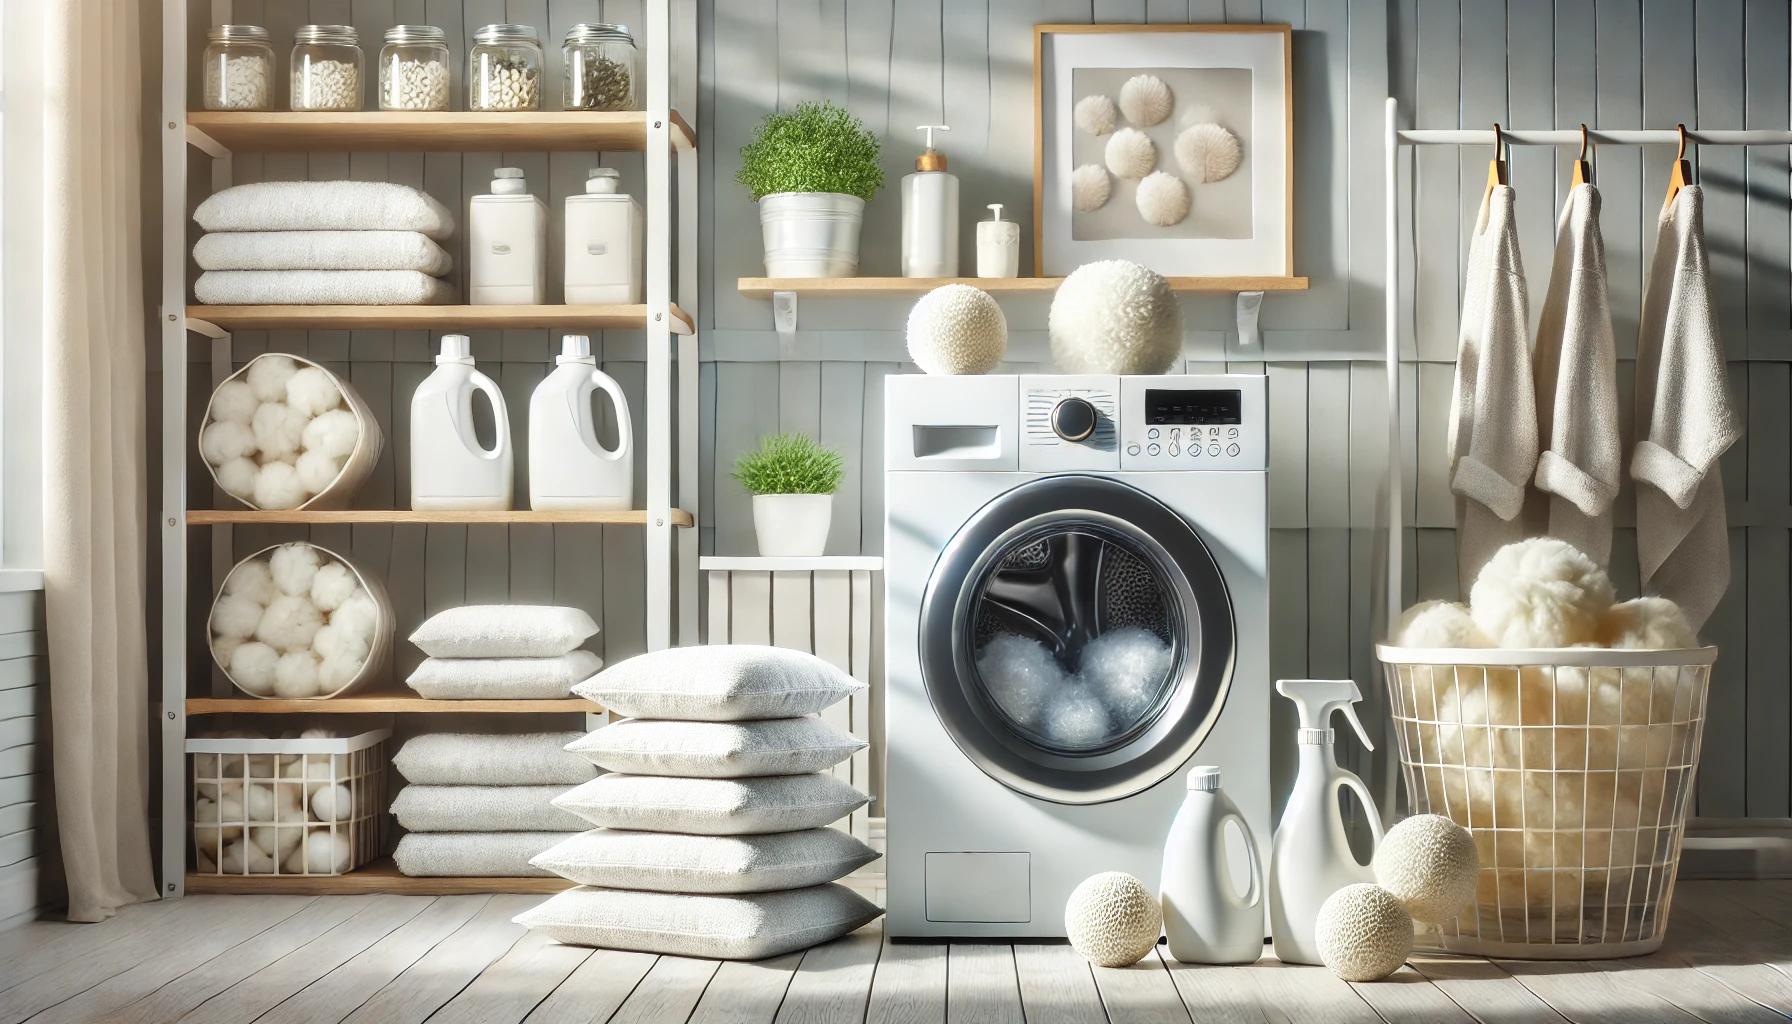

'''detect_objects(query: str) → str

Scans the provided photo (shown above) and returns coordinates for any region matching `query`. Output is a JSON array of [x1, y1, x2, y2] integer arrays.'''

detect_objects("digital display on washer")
[[1145, 389, 1242, 425]]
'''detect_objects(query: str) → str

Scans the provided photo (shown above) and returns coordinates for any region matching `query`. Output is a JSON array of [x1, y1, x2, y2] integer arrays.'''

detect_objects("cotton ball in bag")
[[317, 656, 364, 693], [976, 633, 1065, 728], [310, 562, 359, 613], [225, 558, 276, 606], [210, 593, 264, 640], [284, 366, 342, 418], [1045, 692, 1111, 747], [1396, 600, 1495, 648], [1315, 884, 1413, 981], [295, 450, 343, 495], [217, 457, 259, 503], [1601, 596, 1697, 649], [1135, 171, 1190, 227], [1118, 74, 1173, 127], [253, 461, 308, 510], [1049, 260, 1183, 375], [211, 379, 259, 423], [1469, 538, 1614, 648], [200, 420, 257, 467], [310, 783, 353, 822], [1372, 814, 1480, 925], [1174, 122, 1242, 183], [302, 409, 360, 460], [250, 825, 304, 861], [1065, 871, 1162, 967], [257, 594, 323, 653], [331, 591, 379, 646], [1104, 127, 1157, 180], [270, 543, 322, 597], [246, 354, 299, 403], [252, 401, 308, 462], [1071, 163, 1112, 212], [1074, 94, 1117, 136], [273, 651, 321, 698], [228, 640, 280, 696], [286, 829, 352, 874], [1078, 627, 1172, 725], [907, 284, 1007, 376], [313, 623, 371, 666], [211, 636, 245, 669]]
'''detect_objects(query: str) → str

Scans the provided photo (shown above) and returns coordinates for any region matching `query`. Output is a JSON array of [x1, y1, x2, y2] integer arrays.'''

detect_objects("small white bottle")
[[529, 335, 633, 511], [469, 167, 547, 305], [901, 125, 959, 278], [976, 203, 1020, 279], [1161, 765, 1265, 965], [410, 334, 513, 511], [565, 167, 643, 304]]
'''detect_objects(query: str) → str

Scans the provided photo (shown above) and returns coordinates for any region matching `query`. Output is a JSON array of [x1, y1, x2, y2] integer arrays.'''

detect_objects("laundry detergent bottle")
[[528, 334, 633, 511], [1161, 765, 1265, 964], [1269, 678, 1385, 965], [410, 334, 513, 511]]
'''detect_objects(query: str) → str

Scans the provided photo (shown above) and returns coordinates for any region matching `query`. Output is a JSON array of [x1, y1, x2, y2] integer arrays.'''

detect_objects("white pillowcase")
[[575, 644, 866, 721], [406, 650, 603, 700], [409, 605, 598, 658], [532, 827, 879, 893], [390, 785, 591, 833], [553, 772, 870, 835], [567, 717, 866, 778], [394, 831, 574, 877], [392, 732, 597, 786], [513, 883, 883, 959]]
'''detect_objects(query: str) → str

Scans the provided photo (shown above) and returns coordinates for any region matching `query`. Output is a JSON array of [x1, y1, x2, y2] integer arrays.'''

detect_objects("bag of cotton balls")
[[210, 542, 385, 699], [200, 353, 377, 511], [1049, 259, 1183, 375]]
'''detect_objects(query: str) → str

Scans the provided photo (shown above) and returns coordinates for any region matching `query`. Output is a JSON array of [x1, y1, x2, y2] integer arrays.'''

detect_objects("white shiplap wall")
[[0, 591, 50, 929]]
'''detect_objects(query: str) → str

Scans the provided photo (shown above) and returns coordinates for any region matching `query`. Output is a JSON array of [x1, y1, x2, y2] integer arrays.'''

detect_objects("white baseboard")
[[1679, 818, 1792, 880]]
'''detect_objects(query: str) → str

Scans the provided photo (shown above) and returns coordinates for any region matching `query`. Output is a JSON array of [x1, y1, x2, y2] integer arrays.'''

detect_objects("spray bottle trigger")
[[1335, 702, 1375, 752]]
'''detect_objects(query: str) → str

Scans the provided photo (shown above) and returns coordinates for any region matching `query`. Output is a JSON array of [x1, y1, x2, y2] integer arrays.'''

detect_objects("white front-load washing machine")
[[884, 372, 1268, 938]]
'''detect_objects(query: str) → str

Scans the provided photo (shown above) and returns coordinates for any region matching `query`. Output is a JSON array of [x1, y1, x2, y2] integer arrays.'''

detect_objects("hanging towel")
[[1633, 185, 1740, 632], [194, 270, 457, 306], [1448, 185, 1536, 594], [1529, 183, 1621, 565], [194, 230, 454, 275]]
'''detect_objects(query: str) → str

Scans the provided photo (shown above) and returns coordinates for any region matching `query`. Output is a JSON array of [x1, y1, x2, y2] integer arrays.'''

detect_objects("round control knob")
[[1050, 397, 1098, 442]]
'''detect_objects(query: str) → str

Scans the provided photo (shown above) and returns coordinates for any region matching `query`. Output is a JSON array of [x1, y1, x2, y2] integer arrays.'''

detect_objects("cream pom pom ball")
[[1135, 171, 1190, 227], [1074, 94, 1118, 136], [1396, 600, 1494, 648], [1072, 163, 1112, 212], [284, 366, 342, 418], [256, 594, 324, 653], [228, 641, 280, 696], [246, 354, 299, 403], [200, 420, 257, 467], [1049, 259, 1183, 375], [302, 409, 360, 460], [1601, 596, 1697, 649], [271, 543, 322, 597], [1065, 871, 1162, 967], [1469, 538, 1614, 648], [253, 461, 308, 511], [217, 457, 259, 503], [225, 559, 276, 605], [1372, 814, 1480, 925], [1174, 122, 1242, 183], [906, 284, 1008, 375], [1104, 127, 1157, 180], [1314, 884, 1413, 982], [210, 379, 259, 423], [251, 402, 308, 463], [1118, 74, 1173, 127], [210, 594, 264, 640]]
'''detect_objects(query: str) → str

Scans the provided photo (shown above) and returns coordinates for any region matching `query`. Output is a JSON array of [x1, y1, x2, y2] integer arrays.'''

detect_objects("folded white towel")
[[391, 785, 591, 833], [406, 650, 603, 700], [194, 231, 453, 274], [393, 831, 575, 877], [194, 181, 455, 240], [195, 270, 456, 306], [392, 732, 597, 786]]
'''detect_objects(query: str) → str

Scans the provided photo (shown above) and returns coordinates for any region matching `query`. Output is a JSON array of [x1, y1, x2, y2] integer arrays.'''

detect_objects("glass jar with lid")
[[291, 25, 363, 111], [378, 25, 451, 110], [202, 25, 274, 111], [468, 24, 542, 111], [563, 24, 639, 111]]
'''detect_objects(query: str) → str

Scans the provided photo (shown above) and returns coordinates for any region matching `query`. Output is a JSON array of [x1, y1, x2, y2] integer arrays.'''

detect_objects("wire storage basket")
[[1378, 644, 1716, 958]]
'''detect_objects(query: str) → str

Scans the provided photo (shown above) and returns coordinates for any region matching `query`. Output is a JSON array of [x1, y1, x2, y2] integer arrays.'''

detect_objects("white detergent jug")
[[1161, 765, 1265, 964], [410, 334, 513, 511], [1268, 678, 1384, 965], [529, 335, 633, 511]]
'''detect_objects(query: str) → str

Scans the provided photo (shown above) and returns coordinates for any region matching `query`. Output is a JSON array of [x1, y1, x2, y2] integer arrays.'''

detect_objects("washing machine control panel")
[[1119, 374, 1266, 470]]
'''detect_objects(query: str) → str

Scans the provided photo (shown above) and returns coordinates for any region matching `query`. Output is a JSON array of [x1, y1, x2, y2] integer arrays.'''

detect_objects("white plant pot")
[[752, 493, 833, 557], [758, 192, 865, 278]]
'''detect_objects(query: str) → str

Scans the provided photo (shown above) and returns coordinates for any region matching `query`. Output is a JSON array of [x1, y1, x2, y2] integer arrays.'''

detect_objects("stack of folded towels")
[[192, 180, 457, 306], [515, 645, 885, 960], [405, 605, 603, 700], [390, 731, 595, 877]]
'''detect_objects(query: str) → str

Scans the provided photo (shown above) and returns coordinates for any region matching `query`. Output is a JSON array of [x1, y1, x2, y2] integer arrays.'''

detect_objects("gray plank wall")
[[0, 591, 51, 929]]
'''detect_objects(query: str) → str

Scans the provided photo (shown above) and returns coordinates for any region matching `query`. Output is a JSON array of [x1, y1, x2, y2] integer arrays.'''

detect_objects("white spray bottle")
[[1269, 678, 1384, 965], [528, 335, 633, 511]]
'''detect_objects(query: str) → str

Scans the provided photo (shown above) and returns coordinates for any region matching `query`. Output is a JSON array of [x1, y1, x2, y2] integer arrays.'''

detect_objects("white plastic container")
[[901, 125, 959, 278], [976, 202, 1020, 279], [529, 335, 633, 511], [758, 192, 865, 278], [469, 167, 547, 305], [410, 335, 513, 511], [1161, 765, 1265, 964], [1268, 678, 1385, 965], [565, 168, 643, 304]]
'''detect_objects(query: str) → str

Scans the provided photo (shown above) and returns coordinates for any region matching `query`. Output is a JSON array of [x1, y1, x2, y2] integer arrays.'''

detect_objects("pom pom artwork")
[[1135, 170, 1191, 226], [210, 543, 385, 699], [1118, 74, 1173, 127], [1071, 163, 1112, 212], [906, 284, 1008, 375], [1314, 884, 1413, 981], [1073, 94, 1118, 136], [1065, 871, 1163, 967], [1174, 122, 1242, 184], [1176, 101, 1223, 131], [200, 353, 373, 511], [1372, 814, 1480, 925], [1104, 127, 1157, 180], [1049, 259, 1183, 375]]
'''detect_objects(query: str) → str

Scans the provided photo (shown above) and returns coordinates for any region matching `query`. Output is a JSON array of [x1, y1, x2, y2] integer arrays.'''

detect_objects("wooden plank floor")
[[3, 880, 1791, 1023]]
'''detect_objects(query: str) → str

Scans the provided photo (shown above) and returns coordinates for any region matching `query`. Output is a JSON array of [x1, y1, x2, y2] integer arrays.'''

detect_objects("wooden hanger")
[[1571, 124, 1592, 187], [1663, 123, 1692, 210], [1484, 123, 1508, 200]]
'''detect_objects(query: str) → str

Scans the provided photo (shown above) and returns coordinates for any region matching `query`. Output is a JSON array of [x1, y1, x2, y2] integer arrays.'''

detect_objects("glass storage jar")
[[563, 23, 639, 111], [379, 25, 451, 110], [202, 25, 274, 111], [468, 24, 542, 111], [291, 25, 363, 111]]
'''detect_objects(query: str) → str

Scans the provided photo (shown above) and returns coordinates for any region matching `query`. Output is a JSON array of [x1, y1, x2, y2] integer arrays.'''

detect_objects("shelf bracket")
[[772, 290, 798, 355], [184, 124, 229, 160], [184, 316, 228, 340], [1235, 290, 1264, 348]]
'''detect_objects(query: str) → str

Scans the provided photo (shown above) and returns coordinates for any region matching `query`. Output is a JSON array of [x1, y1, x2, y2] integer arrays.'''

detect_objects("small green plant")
[[732, 433, 846, 496], [735, 101, 885, 202]]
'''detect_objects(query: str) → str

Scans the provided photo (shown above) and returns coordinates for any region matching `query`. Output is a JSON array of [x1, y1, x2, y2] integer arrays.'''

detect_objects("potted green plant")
[[736, 101, 884, 278], [732, 432, 846, 556]]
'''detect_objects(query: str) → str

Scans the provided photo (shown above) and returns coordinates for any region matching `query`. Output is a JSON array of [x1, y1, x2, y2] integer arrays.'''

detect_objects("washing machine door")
[[918, 474, 1235, 805]]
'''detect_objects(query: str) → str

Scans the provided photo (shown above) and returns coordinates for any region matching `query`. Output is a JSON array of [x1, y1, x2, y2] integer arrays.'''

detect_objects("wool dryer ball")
[[228, 640, 280, 696], [1104, 127, 1157, 180], [1135, 171, 1190, 226], [200, 420, 257, 466], [246, 354, 299, 403], [1118, 74, 1173, 127], [1601, 596, 1697, 649], [906, 284, 1008, 375], [310, 562, 359, 613], [217, 457, 259, 503], [1064, 871, 1163, 967], [1071, 163, 1112, 212], [256, 594, 324, 653], [273, 651, 321, 699], [1049, 259, 1183, 375], [1074, 94, 1118, 136], [252, 402, 308, 462], [302, 409, 361, 460], [1314, 884, 1413, 982], [296, 450, 344, 494], [1469, 537, 1614, 648], [225, 559, 276, 605], [284, 366, 343, 417], [211, 379, 259, 423], [1372, 814, 1480, 924], [253, 461, 309, 511], [271, 542, 322, 597]]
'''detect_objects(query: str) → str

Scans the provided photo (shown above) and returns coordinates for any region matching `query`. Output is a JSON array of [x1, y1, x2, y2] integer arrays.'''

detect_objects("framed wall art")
[[1033, 24, 1293, 278]]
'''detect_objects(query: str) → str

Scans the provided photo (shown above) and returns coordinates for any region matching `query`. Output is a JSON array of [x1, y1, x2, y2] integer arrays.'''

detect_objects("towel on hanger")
[[1448, 184, 1536, 594], [1633, 185, 1740, 632], [1529, 183, 1620, 565]]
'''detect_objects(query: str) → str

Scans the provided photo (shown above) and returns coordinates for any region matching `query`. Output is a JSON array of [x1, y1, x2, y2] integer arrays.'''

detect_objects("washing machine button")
[[1148, 443, 1161, 456], [1228, 427, 1239, 439], [1147, 427, 1161, 440], [1188, 444, 1202, 457], [1126, 443, 1141, 456], [1227, 443, 1240, 457], [1168, 443, 1181, 457], [1208, 443, 1221, 456], [1050, 396, 1098, 442]]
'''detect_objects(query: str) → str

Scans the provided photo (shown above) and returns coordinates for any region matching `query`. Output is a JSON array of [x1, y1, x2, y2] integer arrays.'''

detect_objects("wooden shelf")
[[701, 556, 884, 572], [186, 509, 694, 527], [186, 110, 695, 153], [186, 303, 694, 334], [187, 858, 575, 895], [185, 691, 601, 715], [737, 275, 1310, 298]]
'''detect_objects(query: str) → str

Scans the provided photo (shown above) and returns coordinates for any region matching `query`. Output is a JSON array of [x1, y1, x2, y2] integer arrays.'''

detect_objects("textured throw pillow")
[[391, 785, 591, 833], [553, 772, 869, 835], [407, 650, 603, 700], [567, 717, 866, 778], [392, 732, 597, 786], [409, 605, 598, 658], [393, 831, 576, 877], [513, 883, 884, 959], [575, 644, 866, 721], [532, 828, 880, 893]]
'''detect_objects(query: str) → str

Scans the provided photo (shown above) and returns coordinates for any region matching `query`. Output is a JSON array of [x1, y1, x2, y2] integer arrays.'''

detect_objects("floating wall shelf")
[[186, 509, 694, 527], [186, 304, 694, 334], [185, 692, 601, 715], [184, 110, 696, 153], [736, 275, 1309, 297]]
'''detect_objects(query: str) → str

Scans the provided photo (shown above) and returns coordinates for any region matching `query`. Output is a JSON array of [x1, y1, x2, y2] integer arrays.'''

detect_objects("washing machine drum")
[[919, 475, 1236, 805]]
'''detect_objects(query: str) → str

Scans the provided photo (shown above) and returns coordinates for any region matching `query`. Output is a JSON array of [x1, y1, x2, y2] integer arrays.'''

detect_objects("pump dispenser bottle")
[[470, 167, 548, 304], [976, 203, 1020, 279], [901, 125, 959, 278], [1268, 678, 1385, 965]]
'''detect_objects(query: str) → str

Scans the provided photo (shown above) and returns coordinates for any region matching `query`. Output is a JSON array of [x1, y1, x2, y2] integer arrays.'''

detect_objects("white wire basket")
[[188, 727, 390, 876], [1377, 644, 1717, 958]]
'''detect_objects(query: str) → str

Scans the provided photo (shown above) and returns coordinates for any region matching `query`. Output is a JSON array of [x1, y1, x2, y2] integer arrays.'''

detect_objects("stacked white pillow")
[[405, 605, 603, 699], [514, 645, 885, 960], [202, 355, 363, 510]]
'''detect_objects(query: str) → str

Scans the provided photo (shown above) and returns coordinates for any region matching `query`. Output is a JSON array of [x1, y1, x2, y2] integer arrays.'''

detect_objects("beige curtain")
[[42, 0, 158, 921]]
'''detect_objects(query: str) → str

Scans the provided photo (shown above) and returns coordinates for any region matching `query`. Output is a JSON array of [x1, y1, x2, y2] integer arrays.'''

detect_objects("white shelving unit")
[[156, 1, 699, 898]]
